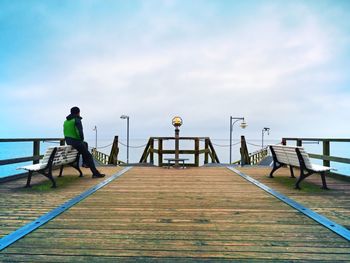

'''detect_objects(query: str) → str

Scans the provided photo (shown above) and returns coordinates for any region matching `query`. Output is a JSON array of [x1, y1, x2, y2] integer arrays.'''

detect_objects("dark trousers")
[[82, 141, 89, 166], [65, 138, 99, 175]]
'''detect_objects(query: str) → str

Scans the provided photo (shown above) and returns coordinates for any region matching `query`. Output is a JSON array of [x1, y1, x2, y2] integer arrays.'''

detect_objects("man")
[[63, 106, 105, 178]]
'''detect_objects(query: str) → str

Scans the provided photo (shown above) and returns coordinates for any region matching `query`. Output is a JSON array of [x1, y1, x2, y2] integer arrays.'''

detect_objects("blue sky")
[[1, 0, 350, 145]]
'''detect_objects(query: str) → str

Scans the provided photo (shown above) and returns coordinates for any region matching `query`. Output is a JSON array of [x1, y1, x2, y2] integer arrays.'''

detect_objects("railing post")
[[60, 139, 65, 146], [33, 140, 40, 164], [139, 138, 151, 163], [208, 139, 220, 163], [195, 138, 199, 167], [158, 139, 163, 167], [240, 136, 250, 166], [323, 140, 330, 167], [150, 138, 154, 164], [204, 138, 209, 164], [108, 136, 119, 165], [296, 140, 302, 147], [282, 138, 286, 145]]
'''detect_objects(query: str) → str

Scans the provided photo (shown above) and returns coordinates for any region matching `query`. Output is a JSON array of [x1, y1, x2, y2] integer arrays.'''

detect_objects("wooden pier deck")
[[0, 166, 122, 238], [1, 166, 350, 262], [238, 166, 350, 229]]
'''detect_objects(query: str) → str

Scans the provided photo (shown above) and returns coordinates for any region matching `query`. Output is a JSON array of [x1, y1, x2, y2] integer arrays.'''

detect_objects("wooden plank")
[[238, 167, 350, 228], [158, 139, 163, 167], [204, 139, 209, 164], [0, 138, 63, 142], [3, 247, 350, 261], [194, 138, 199, 166], [309, 153, 350, 165], [1, 167, 350, 261], [283, 138, 350, 143], [323, 141, 330, 167], [0, 167, 122, 238]]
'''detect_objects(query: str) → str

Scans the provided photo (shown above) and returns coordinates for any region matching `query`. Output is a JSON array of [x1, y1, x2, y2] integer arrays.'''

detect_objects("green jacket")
[[63, 114, 84, 141]]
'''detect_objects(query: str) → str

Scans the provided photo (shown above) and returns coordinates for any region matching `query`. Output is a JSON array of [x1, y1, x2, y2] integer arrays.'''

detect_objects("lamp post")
[[93, 125, 97, 150], [172, 116, 183, 168], [262, 127, 270, 148], [229, 117, 247, 164], [120, 115, 130, 164]]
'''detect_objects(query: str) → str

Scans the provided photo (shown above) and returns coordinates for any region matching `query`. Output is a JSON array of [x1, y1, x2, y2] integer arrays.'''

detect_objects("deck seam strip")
[[227, 166, 350, 242], [0, 167, 133, 251]]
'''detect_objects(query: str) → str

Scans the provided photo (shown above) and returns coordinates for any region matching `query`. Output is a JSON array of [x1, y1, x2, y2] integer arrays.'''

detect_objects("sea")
[[1, 138, 350, 179]]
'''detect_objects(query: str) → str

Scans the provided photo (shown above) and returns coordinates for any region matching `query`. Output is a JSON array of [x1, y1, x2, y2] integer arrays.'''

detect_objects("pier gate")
[[139, 137, 220, 167]]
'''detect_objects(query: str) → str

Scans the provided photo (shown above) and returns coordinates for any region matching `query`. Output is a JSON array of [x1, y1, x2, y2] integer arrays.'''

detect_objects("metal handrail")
[[91, 148, 124, 165], [283, 137, 350, 179], [232, 147, 268, 165], [0, 138, 64, 142], [282, 138, 350, 166], [0, 138, 65, 166]]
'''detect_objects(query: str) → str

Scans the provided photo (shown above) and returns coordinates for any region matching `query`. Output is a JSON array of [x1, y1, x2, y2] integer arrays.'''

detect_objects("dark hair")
[[70, 106, 80, 114]]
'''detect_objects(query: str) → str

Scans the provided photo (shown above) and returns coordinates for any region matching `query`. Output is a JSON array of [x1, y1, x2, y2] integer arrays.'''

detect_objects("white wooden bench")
[[18, 145, 82, 188], [269, 145, 331, 190]]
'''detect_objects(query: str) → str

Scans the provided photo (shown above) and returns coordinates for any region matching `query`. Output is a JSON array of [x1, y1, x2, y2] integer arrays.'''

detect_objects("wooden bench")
[[164, 158, 189, 169], [18, 145, 82, 188], [269, 145, 331, 190]]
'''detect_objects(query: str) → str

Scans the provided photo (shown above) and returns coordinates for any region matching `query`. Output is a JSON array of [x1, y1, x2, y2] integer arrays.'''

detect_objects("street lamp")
[[229, 116, 247, 164], [120, 115, 130, 164], [262, 127, 270, 148], [172, 116, 183, 168], [93, 125, 97, 149]]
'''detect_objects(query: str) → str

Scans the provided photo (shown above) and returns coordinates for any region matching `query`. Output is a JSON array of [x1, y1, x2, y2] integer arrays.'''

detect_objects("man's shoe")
[[92, 173, 105, 178]]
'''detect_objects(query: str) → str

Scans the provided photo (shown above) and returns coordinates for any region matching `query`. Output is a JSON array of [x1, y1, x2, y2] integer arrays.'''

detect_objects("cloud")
[[2, 0, 350, 145]]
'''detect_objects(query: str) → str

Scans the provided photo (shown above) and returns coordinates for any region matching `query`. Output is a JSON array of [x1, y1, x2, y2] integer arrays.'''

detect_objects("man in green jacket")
[[63, 107, 105, 178]]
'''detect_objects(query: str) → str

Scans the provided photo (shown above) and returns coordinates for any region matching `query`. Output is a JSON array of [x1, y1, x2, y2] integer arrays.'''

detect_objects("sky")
[[1, 0, 350, 146]]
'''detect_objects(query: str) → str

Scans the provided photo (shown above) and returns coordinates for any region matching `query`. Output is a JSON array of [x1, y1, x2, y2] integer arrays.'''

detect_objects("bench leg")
[[59, 165, 64, 177], [320, 172, 329, 190], [46, 171, 57, 188], [295, 174, 304, 190], [289, 166, 295, 178], [25, 171, 33, 188], [295, 170, 312, 190], [269, 163, 282, 178]]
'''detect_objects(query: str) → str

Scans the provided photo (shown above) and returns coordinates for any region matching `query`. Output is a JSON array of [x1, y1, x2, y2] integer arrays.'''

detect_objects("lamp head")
[[240, 121, 247, 129], [263, 127, 270, 135], [120, 115, 129, 119], [172, 116, 183, 128]]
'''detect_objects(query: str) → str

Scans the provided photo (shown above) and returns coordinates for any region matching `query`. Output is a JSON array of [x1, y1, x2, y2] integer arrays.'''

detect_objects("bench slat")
[[19, 146, 79, 170], [40, 147, 78, 165], [270, 145, 330, 171], [269, 144, 331, 189], [18, 163, 46, 171], [310, 163, 331, 172], [18, 145, 82, 188]]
